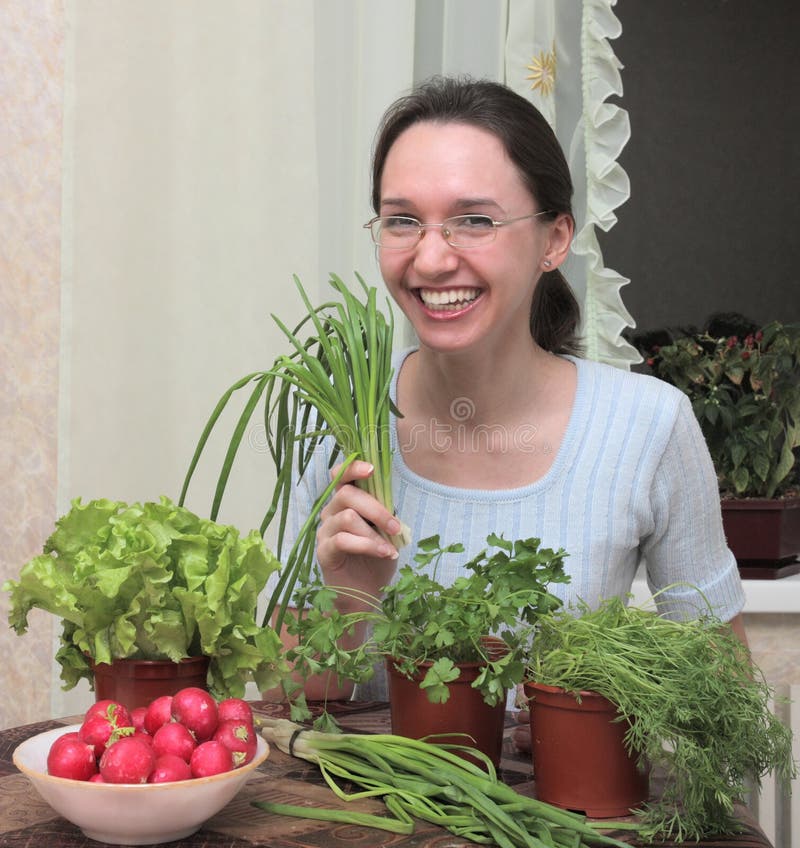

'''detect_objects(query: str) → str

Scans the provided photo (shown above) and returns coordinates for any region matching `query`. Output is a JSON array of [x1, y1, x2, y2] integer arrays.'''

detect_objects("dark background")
[[600, 0, 799, 336]]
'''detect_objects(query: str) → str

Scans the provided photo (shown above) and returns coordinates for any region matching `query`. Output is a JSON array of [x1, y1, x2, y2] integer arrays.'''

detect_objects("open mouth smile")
[[417, 287, 482, 312]]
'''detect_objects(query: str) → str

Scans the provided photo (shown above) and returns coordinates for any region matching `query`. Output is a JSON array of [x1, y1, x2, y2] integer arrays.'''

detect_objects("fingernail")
[[379, 544, 398, 560], [387, 518, 401, 535]]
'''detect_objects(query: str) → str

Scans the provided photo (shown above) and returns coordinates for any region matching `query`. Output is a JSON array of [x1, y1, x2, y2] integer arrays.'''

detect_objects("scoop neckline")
[[388, 347, 586, 500]]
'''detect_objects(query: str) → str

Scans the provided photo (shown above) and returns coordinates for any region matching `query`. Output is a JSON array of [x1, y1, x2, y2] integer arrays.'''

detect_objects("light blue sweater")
[[282, 348, 746, 698]]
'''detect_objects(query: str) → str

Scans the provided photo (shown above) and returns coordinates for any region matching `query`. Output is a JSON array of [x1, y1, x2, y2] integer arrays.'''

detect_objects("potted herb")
[[3, 496, 290, 705], [288, 534, 569, 765], [525, 595, 797, 842], [630, 314, 800, 575]]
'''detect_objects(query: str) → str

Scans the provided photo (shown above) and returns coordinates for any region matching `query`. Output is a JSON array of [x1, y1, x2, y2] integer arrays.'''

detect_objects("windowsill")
[[631, 571, 800, 614]]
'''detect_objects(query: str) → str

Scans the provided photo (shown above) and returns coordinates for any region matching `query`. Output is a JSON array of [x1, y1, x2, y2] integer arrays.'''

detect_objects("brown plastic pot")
[[721, 496, 800, 578], [91, 656, 211, 710], [525, 681, 649, 818], [386, 639, 507, 768]]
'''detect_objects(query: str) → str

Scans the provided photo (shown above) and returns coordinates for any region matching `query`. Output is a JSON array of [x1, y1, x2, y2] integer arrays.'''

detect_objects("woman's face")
[[377, 121, 555, 355]]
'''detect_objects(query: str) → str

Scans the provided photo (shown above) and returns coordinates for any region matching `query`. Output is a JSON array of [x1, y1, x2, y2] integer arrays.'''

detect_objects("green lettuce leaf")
[[3, 496, 287, 699]]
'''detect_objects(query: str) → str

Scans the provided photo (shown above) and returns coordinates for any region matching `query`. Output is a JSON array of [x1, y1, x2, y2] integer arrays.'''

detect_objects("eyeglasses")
[[363, 211, 553, 249]]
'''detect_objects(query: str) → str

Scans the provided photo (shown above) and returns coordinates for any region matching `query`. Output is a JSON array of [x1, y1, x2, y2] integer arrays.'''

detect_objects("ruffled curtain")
[[505, 0, 639, 367]]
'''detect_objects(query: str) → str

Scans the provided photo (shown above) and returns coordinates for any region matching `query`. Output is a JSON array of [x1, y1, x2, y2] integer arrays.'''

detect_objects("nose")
[[412, 225, 459, 277]]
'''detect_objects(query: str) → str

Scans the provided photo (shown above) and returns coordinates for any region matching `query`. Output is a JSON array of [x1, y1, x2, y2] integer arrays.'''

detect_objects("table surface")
[[0, 700, 772, 848]]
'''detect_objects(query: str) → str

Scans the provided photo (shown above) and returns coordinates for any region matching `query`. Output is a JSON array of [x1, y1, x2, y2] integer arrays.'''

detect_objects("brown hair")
[[371, 75, 582, 356]]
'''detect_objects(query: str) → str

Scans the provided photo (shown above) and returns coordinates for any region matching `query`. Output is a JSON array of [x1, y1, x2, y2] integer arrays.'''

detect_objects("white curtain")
[[506, 0, 638, 367], [4, 0, 634, 722], [60, 1, 418, 535], [54, 0, 419, 718], [60, 0, 634, 549]]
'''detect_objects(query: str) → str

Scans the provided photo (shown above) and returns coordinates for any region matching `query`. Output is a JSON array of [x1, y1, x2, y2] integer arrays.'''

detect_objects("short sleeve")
[[642, 394, 745, 622]]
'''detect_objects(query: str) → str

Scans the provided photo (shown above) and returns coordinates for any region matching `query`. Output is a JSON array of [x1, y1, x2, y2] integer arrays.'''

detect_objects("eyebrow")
[[380, 197, 503, 212]]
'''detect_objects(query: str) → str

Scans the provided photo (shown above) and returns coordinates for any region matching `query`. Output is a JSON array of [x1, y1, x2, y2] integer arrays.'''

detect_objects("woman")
[[279, 76, 747, 737]]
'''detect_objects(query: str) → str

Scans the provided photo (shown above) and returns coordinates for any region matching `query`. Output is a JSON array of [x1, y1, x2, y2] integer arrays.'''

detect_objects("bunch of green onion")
[[179, 273, 410, 632], [254, 718, 637, 848]]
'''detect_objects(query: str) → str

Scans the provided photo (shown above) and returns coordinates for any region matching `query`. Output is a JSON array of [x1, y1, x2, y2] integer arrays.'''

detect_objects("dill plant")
[[526, 596, 797, 842]]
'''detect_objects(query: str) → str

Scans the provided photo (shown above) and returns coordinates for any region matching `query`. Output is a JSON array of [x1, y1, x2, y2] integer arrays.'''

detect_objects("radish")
[[217, 698, 254, 726], [79, 714, 126, 758], [151, 721, 197, 763], [130, 706, 148, 732], [99, 737, 156, 784], [171, 687, 218, 742], [143, 694, 174, 735], [149, 753, 192, 783], [190, 740, 234, 777], [213, 719, 257, 766], [47, 733, 98, 781], [84, 699, 132, 729]]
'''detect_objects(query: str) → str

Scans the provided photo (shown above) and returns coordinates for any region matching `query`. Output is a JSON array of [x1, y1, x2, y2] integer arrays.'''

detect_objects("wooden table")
[[0, 700, 772, 847]]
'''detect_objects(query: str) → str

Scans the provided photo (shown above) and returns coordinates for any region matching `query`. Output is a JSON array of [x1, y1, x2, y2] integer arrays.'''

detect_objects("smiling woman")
[[278, 76, 747, 715]]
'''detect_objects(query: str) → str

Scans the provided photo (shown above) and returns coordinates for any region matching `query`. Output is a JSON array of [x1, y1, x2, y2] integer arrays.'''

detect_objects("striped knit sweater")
[[281, 347, 746, 699]]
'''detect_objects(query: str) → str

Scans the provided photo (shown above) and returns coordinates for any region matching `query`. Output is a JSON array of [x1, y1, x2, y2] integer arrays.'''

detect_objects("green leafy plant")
[[289, 534, 569, 719], [3, 497, 289, 699], [526, 595, 797, 842], [179, 273, 410, 634], [632, 316, 800, 498]]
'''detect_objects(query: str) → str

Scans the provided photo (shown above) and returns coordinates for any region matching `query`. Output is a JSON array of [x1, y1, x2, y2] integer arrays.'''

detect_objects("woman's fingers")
[[512, 709, 532, 753], [321, 463, 402, 542], [511, 722, 532, 753], [330, 459, 376, 487], [316, 463, 401, 576], [318, 506, 397, 561]]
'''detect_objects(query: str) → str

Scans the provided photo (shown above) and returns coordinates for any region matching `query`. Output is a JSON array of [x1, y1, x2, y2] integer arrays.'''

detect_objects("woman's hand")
[[316, 460, 402, 601], [512, 707, 532, 753]]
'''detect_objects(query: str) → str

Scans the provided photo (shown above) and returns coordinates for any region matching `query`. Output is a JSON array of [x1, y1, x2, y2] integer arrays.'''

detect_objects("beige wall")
[[745, 614, 800, 687], [0, 0, 64, 728]]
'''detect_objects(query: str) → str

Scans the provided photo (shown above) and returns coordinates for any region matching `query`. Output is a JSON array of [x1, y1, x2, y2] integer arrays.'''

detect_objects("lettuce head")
[[4, 496, 288, 699]]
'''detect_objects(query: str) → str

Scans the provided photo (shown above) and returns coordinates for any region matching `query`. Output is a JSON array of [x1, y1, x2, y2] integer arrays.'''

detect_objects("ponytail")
[[530, 270, 583, 356]]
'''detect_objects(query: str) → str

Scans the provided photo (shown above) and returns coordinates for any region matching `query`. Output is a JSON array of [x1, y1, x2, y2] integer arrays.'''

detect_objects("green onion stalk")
[[179, 273, 410, 634], [255, 718, 639, 848]]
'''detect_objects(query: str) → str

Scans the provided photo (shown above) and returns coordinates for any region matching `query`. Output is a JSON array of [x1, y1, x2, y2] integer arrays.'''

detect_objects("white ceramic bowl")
[[13, 724, 270, 845]]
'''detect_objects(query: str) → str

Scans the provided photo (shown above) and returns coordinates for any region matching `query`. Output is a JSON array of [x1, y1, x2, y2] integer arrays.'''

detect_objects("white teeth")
[[419, 288, 481, 308]]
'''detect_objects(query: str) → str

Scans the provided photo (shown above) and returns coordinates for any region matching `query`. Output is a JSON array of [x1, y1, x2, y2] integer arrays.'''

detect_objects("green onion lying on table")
[[254, 718, 638, 847]]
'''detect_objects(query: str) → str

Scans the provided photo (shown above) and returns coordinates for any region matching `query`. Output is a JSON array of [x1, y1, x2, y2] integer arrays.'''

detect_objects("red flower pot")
[[386, 641, 507, 768], [91, 656, 210, 711], [525, 681, 649, 818]]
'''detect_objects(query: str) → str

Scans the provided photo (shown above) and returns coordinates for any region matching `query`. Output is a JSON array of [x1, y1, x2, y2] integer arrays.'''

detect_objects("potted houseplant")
[[287, 533, 569, 766], [524, 595, 797, 842], [3, 496, 290, 707], [630, 313, 800, 577]]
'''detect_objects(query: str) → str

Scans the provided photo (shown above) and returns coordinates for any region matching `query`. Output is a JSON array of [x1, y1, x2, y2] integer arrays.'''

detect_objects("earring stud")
[[543, 259, 552, 268]]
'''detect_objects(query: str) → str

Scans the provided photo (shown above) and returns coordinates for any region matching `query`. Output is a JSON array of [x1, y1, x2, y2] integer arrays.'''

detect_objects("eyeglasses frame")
[[362, 210, 554, 249]]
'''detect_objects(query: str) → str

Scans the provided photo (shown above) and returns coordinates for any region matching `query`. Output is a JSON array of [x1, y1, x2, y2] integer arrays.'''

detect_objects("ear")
[[540, 213, 574, 272]]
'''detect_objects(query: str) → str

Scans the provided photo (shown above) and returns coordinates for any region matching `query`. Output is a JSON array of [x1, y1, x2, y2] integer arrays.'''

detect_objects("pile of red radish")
[[47, 688, 258, 784]]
